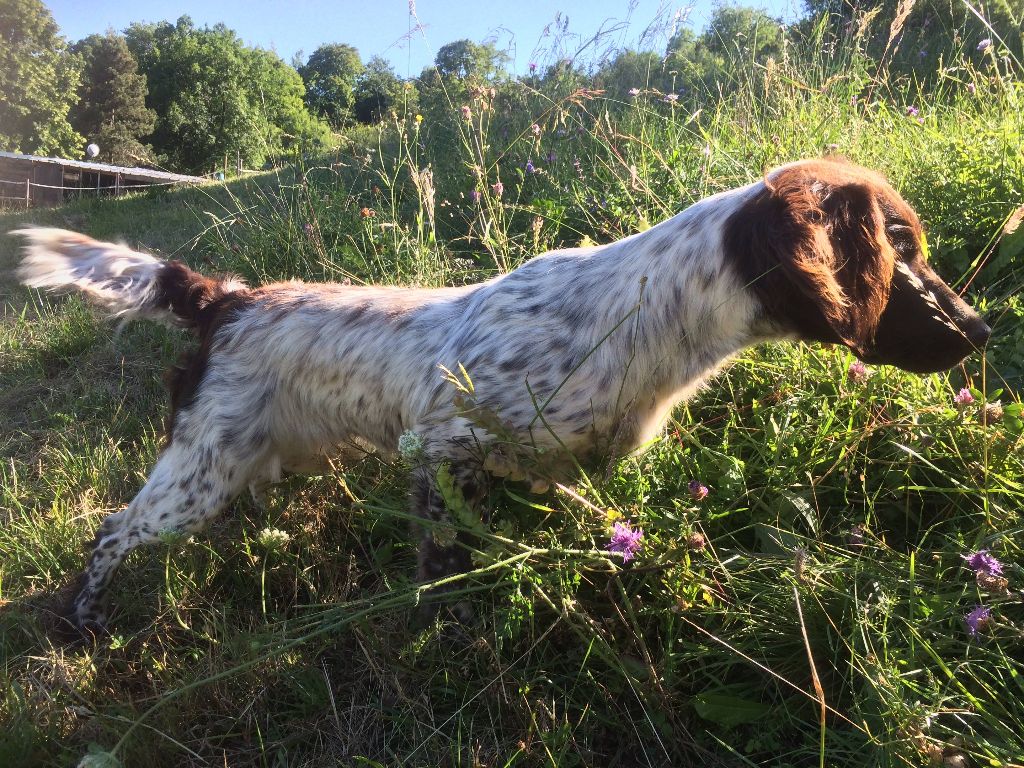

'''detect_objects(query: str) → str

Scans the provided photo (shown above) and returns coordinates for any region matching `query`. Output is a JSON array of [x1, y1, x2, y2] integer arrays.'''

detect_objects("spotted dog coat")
[[15, 158, 990, 630]]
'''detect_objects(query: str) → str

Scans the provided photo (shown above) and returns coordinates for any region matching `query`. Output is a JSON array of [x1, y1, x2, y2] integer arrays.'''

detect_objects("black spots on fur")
[[499, 353, 532, 374]]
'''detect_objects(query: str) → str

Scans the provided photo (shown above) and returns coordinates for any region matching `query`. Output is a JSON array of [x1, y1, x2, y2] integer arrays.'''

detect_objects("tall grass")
[[1, 11, 1022, 768]]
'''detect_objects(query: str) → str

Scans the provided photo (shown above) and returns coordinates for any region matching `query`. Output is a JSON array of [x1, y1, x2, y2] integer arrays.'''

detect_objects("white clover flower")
[[257, 527, 291, 551]]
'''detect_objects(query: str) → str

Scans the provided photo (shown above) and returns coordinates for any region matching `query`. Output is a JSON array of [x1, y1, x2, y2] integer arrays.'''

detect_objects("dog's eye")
[[886, 223, 918, 257]]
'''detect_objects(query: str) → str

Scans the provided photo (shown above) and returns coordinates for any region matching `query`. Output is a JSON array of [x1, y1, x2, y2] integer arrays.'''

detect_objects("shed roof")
[[0, 151, 206, 185]]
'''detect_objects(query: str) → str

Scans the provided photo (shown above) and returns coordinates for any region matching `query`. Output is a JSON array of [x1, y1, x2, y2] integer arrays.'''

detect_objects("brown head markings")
[[725, 158, 909, 354]]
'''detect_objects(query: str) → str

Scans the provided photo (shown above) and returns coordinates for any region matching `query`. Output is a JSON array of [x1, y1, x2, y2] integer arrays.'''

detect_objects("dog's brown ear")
[[726, 166, 896, 353]]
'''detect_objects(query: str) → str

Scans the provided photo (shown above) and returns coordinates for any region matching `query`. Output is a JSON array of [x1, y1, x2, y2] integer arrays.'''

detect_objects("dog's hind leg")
[[67, 440, 251, 631], [411, 462, 488, 622]]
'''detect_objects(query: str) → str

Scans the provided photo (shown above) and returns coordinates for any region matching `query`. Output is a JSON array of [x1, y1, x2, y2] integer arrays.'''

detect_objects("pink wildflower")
[[490, 182, 504, 197], [954, 387, 975, 407], [964, 549, 1004, 576], [965, 605, 992, 637], [607, 521, 643, 562], [847, 360, 870, 381], [688, 480, 709, 502]]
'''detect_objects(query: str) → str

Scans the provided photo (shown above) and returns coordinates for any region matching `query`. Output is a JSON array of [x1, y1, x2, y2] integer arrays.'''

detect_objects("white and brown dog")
[[15, 158, 990, 631]]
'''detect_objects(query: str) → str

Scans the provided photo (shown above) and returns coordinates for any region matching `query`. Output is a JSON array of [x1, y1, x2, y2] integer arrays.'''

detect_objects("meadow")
[[1, 16, 1023, 768]]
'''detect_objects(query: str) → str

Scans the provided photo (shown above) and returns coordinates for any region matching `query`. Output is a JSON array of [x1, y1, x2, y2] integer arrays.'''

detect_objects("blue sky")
[[47, 0, 801, 76]]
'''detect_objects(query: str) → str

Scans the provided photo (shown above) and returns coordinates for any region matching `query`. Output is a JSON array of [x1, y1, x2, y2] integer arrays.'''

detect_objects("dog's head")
[[725, 158, 990, 373]]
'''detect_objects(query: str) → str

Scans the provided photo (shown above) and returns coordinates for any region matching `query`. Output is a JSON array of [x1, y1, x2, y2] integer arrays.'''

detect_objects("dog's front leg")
[[410, 462, 487, 622]]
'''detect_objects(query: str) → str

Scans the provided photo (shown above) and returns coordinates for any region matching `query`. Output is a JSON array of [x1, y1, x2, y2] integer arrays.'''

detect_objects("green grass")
[[2, 24, 1024, 768]]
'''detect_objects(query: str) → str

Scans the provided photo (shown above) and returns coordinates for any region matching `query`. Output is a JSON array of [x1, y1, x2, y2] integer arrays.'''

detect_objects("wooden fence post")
[[25, 178, 30, 207]]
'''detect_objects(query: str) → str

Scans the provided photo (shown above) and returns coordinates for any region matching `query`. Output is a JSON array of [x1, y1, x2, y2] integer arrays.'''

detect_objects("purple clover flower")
[[525, 161, 535, 174], [688, 480, 709, 502], [964, 549, 1004, 576], [977, 38, 992, 52], [906, 105, 919, 117], [607, 521, 643, 562], [954, 387, 975, 406], [847, 360, 869, 381], [965, 605, 992, 637], [469, 189, 481, 203], [967, 82, 976, 95]]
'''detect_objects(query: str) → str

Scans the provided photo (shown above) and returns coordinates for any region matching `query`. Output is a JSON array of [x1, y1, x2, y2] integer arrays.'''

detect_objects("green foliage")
[[298, 43, 363, 128], [0, 0, 83, 156], [665, 4, 786, 96], [124, 16, 329, 173], [69, 32, 156, 166], [432, 39, 509, 81], [805, 0, 1024, 75], [353, 55, 411, 124]]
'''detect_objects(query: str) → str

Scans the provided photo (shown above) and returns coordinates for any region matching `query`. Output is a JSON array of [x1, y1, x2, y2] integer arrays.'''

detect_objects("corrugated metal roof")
[[0, 150, 206, 184]]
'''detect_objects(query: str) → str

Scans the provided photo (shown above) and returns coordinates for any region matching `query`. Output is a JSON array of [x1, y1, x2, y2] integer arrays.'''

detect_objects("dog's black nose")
[[967, 321, 992, 348]]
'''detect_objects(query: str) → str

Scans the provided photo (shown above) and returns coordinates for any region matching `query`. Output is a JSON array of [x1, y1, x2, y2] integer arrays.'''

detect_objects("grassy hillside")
[[2, 30, 1024, 768]]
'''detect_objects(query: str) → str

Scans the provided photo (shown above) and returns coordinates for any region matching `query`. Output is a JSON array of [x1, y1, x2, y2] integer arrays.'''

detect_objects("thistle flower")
[[953, 387, 975, 406], [688, 480, 709, 502], [977, 38, 992, 52], [528, 62, 537, 73], [967, 82, 976, 95], [847, 360, 870, 381], [686, 531, 706, 551], [359, 207, 376, 218], [469, 189, 481, 203], [664, 93, 679, 102], [628, 87, 640, 97], [964, 549, 1004, 576], [905, 105, 919, 117], [461, 105, 472, 120], [530, 123, 541, 137], [965, 605, 991, 637], [491, 181, 504, 197], [607, 521, 643, 562]]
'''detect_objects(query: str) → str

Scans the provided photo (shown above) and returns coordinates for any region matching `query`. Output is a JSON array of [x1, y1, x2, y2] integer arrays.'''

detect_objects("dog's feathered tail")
[[13, 228, 247, 330]]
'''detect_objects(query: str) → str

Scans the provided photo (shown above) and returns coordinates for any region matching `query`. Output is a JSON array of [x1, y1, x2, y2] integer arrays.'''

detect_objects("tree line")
[[1, 0, 1018, 175]]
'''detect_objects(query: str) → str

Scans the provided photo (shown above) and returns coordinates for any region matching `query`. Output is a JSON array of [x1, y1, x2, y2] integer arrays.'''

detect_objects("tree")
[[0, 0, 83, 156], [70, 32, 156, 166], [298, 43, 363, 128], [802, 0, 1022, 71], [352, 56, 409, 123], [433, 39, 508, 80], [595, 50, 668, 97], [665, 5, 785, 96], [125, 17, 329, 173]]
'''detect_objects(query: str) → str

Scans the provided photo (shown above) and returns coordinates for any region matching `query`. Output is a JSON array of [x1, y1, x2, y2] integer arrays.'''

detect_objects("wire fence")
[[0, 175, 202, 207]]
